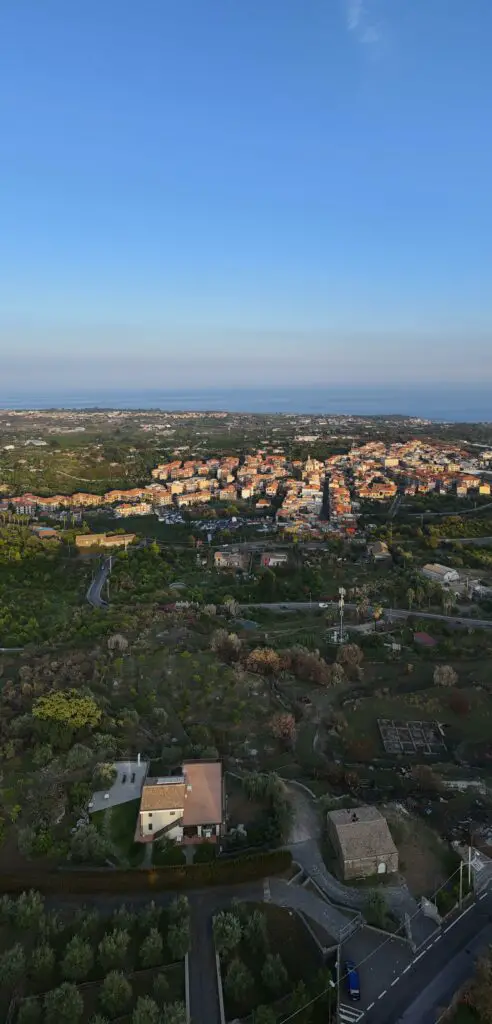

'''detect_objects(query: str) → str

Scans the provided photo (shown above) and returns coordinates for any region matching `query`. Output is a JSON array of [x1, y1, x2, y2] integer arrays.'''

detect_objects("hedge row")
[[0, 849, 292, 895]]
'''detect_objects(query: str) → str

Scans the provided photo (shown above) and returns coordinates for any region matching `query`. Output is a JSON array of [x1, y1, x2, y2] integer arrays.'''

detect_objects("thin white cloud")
[[345, 0, 383, 51]]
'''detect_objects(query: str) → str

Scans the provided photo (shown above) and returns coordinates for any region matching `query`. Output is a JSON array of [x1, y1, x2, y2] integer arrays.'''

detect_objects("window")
[[121, 774, 127, 784], [131, 773, 135, 783], [148, 824, 153, 832], [148, 812, 153, 817], [169, 811, 175, 816]]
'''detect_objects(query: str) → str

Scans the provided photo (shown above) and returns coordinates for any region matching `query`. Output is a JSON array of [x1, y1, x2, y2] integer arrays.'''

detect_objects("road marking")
[[338, 1004, 365, 1023], [366, 1003, 375, 1011], [479, 891, 488, 901], [413, 951, 425, 963], [378, 989, 387, 999], [402, 965, 411, 974], [443, 904, 473, 934], [391, 977, 400, 987], [434, 934, 442, 942], [263, 880, 271, 902]]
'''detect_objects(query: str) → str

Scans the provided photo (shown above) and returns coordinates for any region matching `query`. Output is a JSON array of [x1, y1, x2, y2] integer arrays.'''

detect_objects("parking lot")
[[89, 759, 148, 812]]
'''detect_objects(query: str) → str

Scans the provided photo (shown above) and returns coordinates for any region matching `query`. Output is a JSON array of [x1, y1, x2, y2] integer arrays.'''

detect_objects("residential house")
[[137, 761, 224, 846], [214, 549, 250, 570], [260, 552, 288, 568], [326, 806, 398, 880]]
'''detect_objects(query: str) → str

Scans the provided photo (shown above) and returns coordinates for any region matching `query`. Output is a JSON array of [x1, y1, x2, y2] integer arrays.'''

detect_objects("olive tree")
[[140, 928, 164, 968], [100, 971, 132, 1017], [44, 983, 84, 1024], [213, 911, 242, 957], [62, 935, 94, 981]]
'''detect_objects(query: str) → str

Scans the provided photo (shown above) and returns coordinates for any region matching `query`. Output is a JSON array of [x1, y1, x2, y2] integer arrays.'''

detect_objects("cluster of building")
[[2, 440, 489, 531], [213, 549, 288, 571], [151, 452, 288, 508], [320, 440, 491, 530]]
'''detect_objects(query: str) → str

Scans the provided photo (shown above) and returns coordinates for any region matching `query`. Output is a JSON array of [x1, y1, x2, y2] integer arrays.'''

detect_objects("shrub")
[[17, 998, 42, 1024], [152, 971, 169, 1005], [433, 664, 458, 687], [448, 689, 471, 716], [132, 996, 162, 1024], [31, 942, 56, 983], [0, 943, 25, 988], [261, 952, 288, 995], [224, 957, 254, 1001]]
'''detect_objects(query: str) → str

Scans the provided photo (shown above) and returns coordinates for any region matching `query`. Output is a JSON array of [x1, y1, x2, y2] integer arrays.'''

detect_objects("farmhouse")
[[137, 760, 224, 846]]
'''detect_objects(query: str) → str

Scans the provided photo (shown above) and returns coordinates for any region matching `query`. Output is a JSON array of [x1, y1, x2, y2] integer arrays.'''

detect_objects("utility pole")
[[338, 586, 346, 643]]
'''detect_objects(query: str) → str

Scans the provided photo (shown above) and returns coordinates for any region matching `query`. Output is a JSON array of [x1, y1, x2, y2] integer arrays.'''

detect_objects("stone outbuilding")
[[327, 805, 398, 880]]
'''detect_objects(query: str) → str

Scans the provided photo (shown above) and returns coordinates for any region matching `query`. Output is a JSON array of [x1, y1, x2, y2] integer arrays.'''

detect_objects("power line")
[[274, 861, 472, 1023]]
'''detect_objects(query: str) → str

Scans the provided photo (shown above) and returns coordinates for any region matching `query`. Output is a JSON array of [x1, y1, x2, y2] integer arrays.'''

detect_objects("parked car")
[[345, 961, 360, 1001]]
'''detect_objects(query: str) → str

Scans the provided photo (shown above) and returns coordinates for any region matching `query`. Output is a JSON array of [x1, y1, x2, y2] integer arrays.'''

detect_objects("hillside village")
[[1, 439, 491, 531]]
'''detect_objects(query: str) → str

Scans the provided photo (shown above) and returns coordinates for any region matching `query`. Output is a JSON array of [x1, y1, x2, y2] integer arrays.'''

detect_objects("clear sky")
[[1, 0, 491, 389]]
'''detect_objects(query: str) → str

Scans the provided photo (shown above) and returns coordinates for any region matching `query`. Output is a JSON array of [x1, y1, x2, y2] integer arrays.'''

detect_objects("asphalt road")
[[86, 557, 110, 608], [366, 892, 492, 1024], [245, 600, 492, 630]]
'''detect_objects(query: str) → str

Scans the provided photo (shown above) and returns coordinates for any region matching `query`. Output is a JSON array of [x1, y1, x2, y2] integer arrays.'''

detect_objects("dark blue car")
[[345, 960, 361, 1001]]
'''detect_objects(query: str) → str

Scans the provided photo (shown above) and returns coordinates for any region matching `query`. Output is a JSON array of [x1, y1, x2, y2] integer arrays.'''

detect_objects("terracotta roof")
[[140, 780, 185, 811], [183, 761, 223, 826]]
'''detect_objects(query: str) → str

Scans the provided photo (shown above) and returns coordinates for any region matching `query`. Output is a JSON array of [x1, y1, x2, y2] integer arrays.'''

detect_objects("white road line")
[[443, 904, 473, 934], [402, 965, 411, 974], [434, 934, 442, 941], [366, 1003, 375, 1011], [338, 1006, 364, 1023], [413, 951, 425, 963], [391, 977, 400, 987], [378, 989, 387, 999], [479, 891, 488, 900]]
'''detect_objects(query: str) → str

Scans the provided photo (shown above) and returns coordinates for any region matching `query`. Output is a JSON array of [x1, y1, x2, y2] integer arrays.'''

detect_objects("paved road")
[[245, 600, 492, 629], [86, 558, 110, 608], [292, 839, 435, 949], [365, 891, 492, 1024], [267, 877, 358, 942]]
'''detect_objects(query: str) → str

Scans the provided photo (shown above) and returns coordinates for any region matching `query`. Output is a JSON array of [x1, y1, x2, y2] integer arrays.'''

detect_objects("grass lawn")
[[92, 798, 145, 866]]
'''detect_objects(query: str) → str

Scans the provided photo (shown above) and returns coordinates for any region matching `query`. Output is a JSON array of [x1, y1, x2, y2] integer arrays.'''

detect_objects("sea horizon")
[[0, 385, 491, 423]]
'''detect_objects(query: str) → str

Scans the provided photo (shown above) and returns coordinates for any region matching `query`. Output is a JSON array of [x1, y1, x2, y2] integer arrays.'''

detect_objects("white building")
[[421, 563, 460, 585]]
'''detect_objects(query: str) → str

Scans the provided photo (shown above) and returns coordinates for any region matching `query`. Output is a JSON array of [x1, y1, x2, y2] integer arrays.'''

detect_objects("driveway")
[[89, 760, 147, 812]]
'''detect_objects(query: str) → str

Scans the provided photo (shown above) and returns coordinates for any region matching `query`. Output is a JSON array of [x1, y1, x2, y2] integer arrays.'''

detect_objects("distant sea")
[[0, 385, 491, 423]]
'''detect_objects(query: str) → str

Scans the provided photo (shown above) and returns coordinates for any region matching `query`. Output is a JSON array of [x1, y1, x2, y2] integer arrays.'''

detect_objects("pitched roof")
[[182, 761, 223, 826], [140, 780, 185, 811], [328, 806, 397, 863]]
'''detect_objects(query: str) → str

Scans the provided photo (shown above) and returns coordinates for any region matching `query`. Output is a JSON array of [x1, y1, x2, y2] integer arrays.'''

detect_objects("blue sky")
[[1, 0, 491, 388]]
